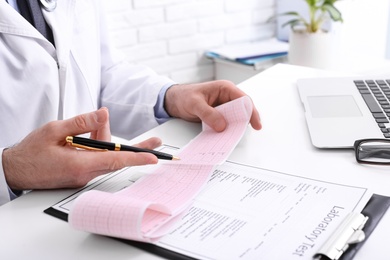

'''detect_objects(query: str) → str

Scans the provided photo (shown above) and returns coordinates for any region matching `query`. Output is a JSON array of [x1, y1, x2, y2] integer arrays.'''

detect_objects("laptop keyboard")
[[354, 80, 390, 138]]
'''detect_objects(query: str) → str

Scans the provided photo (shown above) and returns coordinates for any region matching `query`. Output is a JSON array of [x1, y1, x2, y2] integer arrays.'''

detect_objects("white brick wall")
[[102, 0, 276, 83]]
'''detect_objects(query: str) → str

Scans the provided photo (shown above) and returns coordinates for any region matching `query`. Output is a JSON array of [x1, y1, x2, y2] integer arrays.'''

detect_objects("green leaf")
[[281, 19, 303, 28], [305, 0, 317, 8], [266, 11, 301, 23], [323, 4, 343, 22], [324, 0, 338, 5], [282, 19, 311, 32], [279, 11, 301, 17], [273, 0, 342, 32]]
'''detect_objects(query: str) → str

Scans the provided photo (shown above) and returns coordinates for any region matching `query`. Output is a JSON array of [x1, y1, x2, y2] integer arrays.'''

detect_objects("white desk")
[[1, 64, 390, 259], [214, 53, 390, 84]]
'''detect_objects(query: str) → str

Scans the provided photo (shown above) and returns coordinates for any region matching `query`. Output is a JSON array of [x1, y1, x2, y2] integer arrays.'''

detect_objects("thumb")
[[57, 108, 110, 138], [199, 106, 227, 132]]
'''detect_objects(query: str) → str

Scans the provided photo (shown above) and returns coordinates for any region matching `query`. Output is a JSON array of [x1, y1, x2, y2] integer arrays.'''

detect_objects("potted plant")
[[278, 0, 343, 69]]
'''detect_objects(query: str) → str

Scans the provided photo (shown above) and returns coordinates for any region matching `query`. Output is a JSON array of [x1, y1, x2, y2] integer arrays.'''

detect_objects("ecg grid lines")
[[68, 96, 253, 243]]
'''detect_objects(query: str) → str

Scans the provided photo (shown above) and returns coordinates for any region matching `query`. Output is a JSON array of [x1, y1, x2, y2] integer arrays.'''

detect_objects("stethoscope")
[[39, 0, 57, 12]]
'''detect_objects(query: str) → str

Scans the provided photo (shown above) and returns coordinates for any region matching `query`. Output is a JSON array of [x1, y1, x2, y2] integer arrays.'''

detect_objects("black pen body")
[[72, 136, 117, 150], [71, 136, 175, 160], [121, 144, 174, 160]]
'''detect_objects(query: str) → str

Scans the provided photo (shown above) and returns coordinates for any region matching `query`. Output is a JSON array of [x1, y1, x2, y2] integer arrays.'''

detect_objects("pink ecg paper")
[[68, 96, 253, 242]]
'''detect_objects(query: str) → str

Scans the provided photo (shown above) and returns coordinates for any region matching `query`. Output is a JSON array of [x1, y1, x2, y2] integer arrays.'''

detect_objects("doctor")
[[0, 0, 261, 206]]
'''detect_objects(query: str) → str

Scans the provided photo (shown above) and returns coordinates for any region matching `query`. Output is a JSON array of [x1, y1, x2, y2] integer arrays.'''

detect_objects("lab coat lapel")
[[42, 0, 76, 69], [0, 0, 56, 57], [43, 0, 76, 119]]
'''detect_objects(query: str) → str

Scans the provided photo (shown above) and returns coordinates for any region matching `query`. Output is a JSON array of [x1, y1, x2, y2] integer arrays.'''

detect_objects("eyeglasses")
[[354, 139, 390, 165]]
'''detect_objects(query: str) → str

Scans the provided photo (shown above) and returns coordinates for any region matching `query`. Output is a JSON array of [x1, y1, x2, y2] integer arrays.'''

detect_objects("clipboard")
[[312, 194, 390, 260], [44, 190, 390, 259], [119, 194, 390, 260], [42, 138, 388, 260], [340, 194, 390, 260]]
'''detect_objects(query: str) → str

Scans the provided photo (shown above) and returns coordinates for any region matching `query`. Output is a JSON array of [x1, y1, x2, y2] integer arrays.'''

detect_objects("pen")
[[66, 136, 180, 161]]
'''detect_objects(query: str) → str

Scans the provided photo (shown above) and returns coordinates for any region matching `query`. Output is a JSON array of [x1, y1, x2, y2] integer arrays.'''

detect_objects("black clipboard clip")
[[313, 212, 369, 260]]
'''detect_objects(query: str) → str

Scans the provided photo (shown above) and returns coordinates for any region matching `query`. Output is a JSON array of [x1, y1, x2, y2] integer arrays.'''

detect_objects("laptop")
[[297, 77, 390, 148]]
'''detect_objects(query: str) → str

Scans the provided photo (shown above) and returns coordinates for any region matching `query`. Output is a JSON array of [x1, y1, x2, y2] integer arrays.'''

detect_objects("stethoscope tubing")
[[39, 0, 56, 12]]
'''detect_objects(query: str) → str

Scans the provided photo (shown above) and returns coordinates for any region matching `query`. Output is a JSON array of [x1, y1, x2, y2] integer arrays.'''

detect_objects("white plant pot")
[[288, 30, 338, 69]]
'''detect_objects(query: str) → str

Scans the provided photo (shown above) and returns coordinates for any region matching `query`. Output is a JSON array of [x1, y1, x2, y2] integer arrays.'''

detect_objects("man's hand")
[[164, 80, 262, 132], [2, 108, 161, 190]]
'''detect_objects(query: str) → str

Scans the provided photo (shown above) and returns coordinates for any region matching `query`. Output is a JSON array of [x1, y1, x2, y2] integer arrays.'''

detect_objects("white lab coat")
[[0, 0, 175, 205]]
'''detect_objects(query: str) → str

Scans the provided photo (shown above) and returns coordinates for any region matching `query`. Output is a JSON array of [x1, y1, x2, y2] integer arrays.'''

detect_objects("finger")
[[132, 137, 162, 150], [59, 150, 159, 187], [90, 107, 111, 141], [194, 93, 261, 132], [194, 102, 227, 132], [99, 151, 158, 169], [52, 108, 110, 140], [214, 80, 247, 105], [250, 106, 262, 130], [74, 150, 159, 175], [220, 86, 262, 131]]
